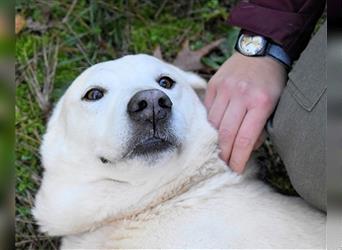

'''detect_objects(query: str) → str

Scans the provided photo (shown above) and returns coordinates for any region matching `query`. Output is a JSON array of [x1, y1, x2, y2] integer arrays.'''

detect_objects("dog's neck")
[[94, 139, 242, 232]]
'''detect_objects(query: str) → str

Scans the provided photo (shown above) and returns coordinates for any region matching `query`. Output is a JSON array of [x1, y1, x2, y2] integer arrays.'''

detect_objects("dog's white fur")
[[33, 54, 325, 249]]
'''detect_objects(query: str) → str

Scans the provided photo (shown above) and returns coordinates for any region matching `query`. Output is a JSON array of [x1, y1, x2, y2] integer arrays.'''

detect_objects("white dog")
[[33, 54, 325, 249]]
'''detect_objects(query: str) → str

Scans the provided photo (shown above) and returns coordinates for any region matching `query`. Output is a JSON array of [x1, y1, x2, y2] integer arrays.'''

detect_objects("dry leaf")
[[173, 38, 224, 71], [15, 14, 26, 34], [152, 38, 224, 72]]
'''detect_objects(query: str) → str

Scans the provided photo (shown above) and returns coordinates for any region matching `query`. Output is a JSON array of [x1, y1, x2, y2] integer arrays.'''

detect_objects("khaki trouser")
[[267, 22, 327, 211]]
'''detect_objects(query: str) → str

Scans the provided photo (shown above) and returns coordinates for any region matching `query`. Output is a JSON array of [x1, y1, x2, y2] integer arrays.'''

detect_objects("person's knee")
[[286, 166, 326, 212]]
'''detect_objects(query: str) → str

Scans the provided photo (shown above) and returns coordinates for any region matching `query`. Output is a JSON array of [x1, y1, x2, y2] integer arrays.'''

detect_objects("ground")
[[15, 1, 295, 249]]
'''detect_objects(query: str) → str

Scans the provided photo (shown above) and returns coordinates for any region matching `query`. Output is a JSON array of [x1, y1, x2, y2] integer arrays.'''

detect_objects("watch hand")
[[245, 41, 252, 47]]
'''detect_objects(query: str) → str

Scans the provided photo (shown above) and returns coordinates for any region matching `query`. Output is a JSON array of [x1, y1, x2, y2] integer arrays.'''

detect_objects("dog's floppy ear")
[[184, 71, 207, 101]]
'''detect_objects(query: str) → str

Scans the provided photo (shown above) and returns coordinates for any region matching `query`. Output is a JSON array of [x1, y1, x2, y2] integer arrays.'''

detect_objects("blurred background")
[[327, 0, 342, 247], [0, 0, 13, 249]]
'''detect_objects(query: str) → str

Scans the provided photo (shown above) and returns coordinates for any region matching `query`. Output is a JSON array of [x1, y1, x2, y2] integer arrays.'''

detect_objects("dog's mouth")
[[99, 127, 180, 164], [99, 136, 177, 164], [129, 136, 175, 157]]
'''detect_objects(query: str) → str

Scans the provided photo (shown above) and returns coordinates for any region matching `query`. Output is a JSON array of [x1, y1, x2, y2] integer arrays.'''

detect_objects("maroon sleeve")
[[228, 0, 326, 61]]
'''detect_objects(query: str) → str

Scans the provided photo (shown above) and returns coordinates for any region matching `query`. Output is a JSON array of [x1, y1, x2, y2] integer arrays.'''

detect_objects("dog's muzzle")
[[126, 89, 177, 157]]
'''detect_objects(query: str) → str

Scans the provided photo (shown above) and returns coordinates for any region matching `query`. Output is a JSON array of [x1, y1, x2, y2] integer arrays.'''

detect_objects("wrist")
[[232, 52, 287, 79]]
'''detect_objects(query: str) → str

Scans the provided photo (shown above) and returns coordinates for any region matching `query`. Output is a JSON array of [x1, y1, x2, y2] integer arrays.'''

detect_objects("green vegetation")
[[15, 1, 294, 249]]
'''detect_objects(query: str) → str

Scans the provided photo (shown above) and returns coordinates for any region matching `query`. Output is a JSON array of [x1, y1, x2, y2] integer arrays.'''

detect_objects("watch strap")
[[266, 43, 292, 69]]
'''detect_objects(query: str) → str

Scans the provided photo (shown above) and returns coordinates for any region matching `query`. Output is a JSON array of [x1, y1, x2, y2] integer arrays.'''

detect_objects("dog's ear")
[[184, 71, 207, 101]]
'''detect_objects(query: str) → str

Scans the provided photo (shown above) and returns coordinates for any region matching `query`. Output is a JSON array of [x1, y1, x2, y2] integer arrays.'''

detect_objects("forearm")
[[228, 0, 326, 61]]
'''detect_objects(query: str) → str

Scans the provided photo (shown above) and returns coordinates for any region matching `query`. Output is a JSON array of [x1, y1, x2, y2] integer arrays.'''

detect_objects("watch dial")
[[239, 35, 265, 55]]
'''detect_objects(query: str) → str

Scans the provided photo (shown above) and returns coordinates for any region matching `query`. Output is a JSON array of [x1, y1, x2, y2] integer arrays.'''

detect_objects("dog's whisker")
[[102, 178, 131, 185]]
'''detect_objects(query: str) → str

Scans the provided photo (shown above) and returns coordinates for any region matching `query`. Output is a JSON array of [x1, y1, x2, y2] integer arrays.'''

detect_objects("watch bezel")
[[236, 34, 268, 56]]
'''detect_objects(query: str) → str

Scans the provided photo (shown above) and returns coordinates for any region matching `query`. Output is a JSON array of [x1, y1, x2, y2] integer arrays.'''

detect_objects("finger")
[[229, 109, 269, 173], [207, 90, 230, 128], [204, 80, 217, 110], [253, 130, 266, 150], [218, 99, 247, 163]]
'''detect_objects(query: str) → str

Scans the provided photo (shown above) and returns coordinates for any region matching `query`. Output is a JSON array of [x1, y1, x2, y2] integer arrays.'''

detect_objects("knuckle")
[[254, 91, 273, 107], [217, 79, 232, 94], [236, 80, 249, 94], [221, 78, 231, 88], [221, 77, 235, 90], [219, 128, 235, 140], [235, 136, 252, 148]]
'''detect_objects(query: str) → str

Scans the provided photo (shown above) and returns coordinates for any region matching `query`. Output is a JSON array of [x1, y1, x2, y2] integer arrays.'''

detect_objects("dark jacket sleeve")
[[228, 0, 326, 61]]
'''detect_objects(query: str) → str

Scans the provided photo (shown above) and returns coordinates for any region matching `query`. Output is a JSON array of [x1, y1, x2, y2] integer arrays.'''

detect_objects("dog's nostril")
[[136, 100, 148, 112], [158, 97, 172, 109]]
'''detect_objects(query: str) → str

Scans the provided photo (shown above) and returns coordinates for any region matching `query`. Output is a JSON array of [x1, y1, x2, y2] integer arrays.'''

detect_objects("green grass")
[[15, 1, 294, 249]]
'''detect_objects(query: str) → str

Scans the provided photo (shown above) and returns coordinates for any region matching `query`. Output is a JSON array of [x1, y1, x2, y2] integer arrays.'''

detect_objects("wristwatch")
[[235, 33, 292, 69]]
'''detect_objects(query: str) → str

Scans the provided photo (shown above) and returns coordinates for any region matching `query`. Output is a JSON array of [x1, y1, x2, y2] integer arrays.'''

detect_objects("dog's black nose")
[[127, 89, 173, 123]]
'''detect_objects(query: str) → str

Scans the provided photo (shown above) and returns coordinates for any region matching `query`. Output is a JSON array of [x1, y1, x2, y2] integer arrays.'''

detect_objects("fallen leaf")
[[15, 14, 26, 34], [152, 38, 224, 72], [172, 38, 224, 71]]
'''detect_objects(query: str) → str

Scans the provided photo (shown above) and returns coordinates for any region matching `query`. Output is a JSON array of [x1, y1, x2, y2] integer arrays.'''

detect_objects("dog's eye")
[[82, 88, 105, 101], [158, 76, 175, 89]]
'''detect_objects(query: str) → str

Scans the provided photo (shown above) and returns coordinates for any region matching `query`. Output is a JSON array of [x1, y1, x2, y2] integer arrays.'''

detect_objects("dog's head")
[[34, 54, 221, 235], [43, 54, 216, 176]]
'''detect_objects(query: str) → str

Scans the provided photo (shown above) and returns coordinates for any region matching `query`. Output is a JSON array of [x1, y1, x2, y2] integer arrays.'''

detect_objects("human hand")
[[205, 52, 287, 173]]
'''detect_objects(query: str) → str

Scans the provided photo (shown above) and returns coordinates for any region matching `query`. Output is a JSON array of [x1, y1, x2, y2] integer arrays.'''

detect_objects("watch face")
[[238, 35, 267, 56]]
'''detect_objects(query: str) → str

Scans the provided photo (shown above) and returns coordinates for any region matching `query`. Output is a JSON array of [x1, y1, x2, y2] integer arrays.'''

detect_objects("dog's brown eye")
[[83, 88, 105, 101], [158, 76, 175, 89]]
